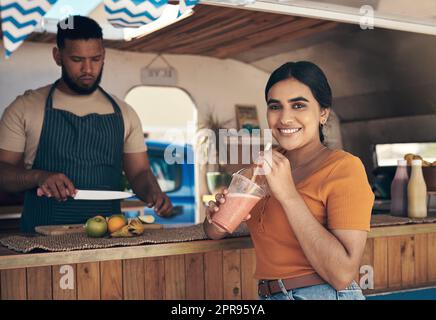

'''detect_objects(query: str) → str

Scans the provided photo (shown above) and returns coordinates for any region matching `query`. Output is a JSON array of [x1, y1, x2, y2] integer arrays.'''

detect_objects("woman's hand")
[[260, 150, 298, 203], [206, 189, 251, 226]]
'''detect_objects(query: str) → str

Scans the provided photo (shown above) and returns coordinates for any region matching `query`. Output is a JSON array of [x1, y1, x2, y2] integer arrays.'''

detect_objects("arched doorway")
[[124, 86, 199, 222], [125, 86, 197, 143]]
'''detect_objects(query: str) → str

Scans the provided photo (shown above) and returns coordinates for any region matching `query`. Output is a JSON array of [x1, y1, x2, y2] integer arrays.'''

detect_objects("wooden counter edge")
[[0, 236, 253, 270], [368, 222, 436, 238], [2, 223, 436, 270]]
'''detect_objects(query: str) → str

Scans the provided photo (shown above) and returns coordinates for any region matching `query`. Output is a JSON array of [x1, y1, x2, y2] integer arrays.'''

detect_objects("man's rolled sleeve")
[[123, 103, 147, 154], [0, 98, 26, 152]]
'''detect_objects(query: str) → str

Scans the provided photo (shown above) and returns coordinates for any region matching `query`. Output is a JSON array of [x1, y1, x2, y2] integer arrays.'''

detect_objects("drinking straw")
[[250, 142, 272, 185]]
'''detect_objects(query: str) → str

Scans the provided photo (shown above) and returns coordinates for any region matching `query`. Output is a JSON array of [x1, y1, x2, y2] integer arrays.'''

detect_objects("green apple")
[[85, 216, 108, 238]]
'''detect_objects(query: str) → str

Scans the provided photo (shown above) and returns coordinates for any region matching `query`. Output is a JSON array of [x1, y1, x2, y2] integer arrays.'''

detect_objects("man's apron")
[[21, 80, 125, 232]]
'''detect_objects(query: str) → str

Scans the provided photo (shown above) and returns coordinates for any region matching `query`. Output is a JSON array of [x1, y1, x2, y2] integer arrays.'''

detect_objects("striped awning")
[[1, 0, 199, 57], [0, 0, 58, 58], [104, 0, 169, 28], [104, 0, 198, 28]]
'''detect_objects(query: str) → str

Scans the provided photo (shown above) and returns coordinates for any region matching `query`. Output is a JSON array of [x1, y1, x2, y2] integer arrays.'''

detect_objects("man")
[[0, 16, 173, 232]]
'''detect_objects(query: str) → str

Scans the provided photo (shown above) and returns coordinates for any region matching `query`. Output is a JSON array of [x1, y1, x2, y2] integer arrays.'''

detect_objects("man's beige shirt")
[[0, 84, 146, 169]]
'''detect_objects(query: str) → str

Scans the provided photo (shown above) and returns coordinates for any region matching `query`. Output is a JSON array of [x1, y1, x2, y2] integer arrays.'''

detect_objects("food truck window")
[[125, 86, 197, 142], [374, 143, 436, 167], [148, 148, 182, 193]]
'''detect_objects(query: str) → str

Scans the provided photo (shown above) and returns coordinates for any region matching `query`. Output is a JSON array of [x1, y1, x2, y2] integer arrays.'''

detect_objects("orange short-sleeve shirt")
[[246, 149, 374, 280]]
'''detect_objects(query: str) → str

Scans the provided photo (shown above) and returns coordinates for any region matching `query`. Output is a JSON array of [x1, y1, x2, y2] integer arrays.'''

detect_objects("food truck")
[[0, 0, 435, 301]]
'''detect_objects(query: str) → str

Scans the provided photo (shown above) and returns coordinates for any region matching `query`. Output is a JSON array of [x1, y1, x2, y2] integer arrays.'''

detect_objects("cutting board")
[[35, 222, 163, 236], [35, 224, 85, 236]]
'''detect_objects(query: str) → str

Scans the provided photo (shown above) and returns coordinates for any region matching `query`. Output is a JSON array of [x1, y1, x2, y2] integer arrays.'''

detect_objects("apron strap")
[[98, 86, 122, 115], [45, 80, 60, 110]]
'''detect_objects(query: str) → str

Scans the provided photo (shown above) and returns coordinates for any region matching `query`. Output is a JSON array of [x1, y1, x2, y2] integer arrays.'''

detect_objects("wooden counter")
[[0, 236, 254, 270], [0, 235, 258, 300], [1, 220, 436, 299]]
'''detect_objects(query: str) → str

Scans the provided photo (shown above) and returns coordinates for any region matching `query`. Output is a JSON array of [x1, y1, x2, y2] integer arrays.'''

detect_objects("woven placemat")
[[409, 215, 436, 224], [370, 212, 436, 227], [370, 214, 411, 227], [0, 224, 250, 254]]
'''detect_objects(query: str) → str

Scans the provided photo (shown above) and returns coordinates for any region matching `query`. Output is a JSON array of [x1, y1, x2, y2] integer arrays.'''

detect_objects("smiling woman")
[[203, 61, 374, 300], [265, 61, 332, 147]]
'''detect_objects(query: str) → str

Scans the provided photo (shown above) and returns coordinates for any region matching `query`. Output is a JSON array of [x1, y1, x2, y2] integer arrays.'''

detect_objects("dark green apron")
[[21, 80, 124, 233]]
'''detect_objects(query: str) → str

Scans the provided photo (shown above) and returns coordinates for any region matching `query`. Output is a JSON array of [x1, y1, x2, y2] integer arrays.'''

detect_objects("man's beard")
[[61, 66, 103, 95]]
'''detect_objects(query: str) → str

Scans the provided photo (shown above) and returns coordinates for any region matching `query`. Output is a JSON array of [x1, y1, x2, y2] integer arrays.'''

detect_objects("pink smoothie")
[[212, 193, 262, 233]]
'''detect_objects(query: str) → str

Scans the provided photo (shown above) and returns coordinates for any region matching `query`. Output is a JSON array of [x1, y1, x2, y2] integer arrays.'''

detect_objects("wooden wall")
[[360, 234, 436, 294], [2, 233, 436, 299], [0, 248, 258, 300]]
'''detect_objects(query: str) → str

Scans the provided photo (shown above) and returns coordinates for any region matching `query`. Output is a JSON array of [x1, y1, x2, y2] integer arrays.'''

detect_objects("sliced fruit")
[[138, 215, 155, 224], [110, 225, 133, 237], [128, 219, 146, 235]]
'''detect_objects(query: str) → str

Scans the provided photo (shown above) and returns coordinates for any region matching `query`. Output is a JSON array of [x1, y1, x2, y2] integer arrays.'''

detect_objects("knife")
[[36, 188, 134, 200], [74, 190, 135, 200]]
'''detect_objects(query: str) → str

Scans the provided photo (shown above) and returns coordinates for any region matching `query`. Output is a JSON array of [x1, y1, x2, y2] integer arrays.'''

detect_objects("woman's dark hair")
[[265, 61, 332, 143], [56, 15, 103, 49]]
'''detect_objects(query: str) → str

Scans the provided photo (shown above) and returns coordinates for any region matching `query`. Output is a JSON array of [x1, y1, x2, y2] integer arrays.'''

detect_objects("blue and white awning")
[[0, 0, 199, 57], [104, 0, 169, 28], [0, 0, 58, 58], [178, 0, 197, 16], [104, 0, 197, 29]]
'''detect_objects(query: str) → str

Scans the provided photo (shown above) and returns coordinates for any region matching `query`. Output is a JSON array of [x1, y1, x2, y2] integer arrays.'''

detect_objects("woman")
[[203, 61, 374, 300]]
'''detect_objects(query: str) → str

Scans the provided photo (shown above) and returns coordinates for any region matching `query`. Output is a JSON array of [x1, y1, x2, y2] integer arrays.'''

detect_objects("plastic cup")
[[211, 168, 267, 233]]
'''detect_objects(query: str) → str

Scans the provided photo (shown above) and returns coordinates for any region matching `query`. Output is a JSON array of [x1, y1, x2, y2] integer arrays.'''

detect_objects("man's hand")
[[123, 152, 174, 218], [0, 149, 76, 196], [143, 188, 173, 217], [36, 172, 76, 202]]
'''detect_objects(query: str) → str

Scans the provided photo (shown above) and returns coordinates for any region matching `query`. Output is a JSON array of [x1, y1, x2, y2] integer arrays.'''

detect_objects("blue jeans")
[[259, 280, 365, 300]]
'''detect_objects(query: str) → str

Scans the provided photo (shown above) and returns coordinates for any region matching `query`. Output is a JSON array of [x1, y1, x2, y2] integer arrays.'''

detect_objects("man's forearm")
[[129, 169, 161, 203], [0, 161, 43, 192]]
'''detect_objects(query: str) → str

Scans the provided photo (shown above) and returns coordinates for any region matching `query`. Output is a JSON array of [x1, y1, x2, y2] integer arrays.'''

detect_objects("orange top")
[[246, 149, 374, 280]]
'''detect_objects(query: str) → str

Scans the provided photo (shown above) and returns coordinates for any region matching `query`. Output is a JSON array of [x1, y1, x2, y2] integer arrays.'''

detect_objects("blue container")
[[124, 140, 196, 225]]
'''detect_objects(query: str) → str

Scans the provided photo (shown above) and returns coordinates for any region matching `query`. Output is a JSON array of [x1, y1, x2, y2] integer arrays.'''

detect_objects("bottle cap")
[[412, 159, 422, 166], [397, 160, 407, 166]]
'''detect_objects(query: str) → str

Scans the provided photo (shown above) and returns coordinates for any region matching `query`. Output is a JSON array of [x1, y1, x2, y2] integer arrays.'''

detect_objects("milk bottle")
[[407, 160, 427, 218]]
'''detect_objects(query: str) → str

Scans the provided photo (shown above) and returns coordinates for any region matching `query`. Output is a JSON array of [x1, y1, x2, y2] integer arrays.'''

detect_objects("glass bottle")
[[407, 160, 427, 218], [390, 160, 409, 217]]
